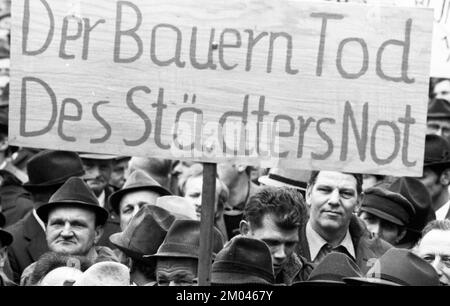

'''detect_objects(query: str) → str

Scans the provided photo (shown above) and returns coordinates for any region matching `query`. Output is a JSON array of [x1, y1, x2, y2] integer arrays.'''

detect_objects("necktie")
[[314, 243, 332, 264]]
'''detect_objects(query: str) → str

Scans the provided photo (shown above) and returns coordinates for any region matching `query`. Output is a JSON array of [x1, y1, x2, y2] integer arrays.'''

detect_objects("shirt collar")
[[32, 209, 46, 232], [436, 200, 450, 220], [306, 220, 355, 261], [97, 190, 106, 208]]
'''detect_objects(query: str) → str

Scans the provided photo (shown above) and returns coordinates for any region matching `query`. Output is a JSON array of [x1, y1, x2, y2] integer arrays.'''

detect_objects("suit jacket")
[[97, 185, 121, 249], [6, 212, 48, 283], [295, 215, 392, 274], [0, 184, 34, 227]]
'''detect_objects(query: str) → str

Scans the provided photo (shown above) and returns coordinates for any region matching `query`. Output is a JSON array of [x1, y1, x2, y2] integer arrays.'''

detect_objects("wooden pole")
[[197, 162, 217, 286]]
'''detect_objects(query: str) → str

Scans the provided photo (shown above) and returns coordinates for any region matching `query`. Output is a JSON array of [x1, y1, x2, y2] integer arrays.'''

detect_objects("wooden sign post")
[[198, 163, 217, 286], [9, 0, 435, 285]]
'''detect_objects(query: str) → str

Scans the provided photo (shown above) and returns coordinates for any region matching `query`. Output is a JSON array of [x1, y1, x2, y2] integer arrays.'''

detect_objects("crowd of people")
[[0, 1, 449, 287]]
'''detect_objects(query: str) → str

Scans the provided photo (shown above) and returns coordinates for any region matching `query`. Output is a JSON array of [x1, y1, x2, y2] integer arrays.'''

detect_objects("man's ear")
[[440, 169, 450, 186], [305, 185, 312, 207], [239, 220, 250, 235], [355, 192, 363, 213], [396, 228, 407, 244], [0, 136, 8, 152], [94, 226, 104, 244]]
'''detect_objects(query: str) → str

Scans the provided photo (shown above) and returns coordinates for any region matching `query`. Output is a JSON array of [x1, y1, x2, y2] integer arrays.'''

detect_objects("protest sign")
[[10, 0, 433, 176]]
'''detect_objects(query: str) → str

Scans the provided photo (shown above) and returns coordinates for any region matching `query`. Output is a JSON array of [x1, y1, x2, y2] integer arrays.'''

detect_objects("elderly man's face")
[[416, 229, 450, 285], [110, 159, 129, 189], [46, 206, 102, 256], [119, 190, 161, 230], [306, 171, 359, 235], [156, 258, 198, 286], [427, 119, 450, 140], [242, 213, 298, 276], [81, 159, 113, 196]]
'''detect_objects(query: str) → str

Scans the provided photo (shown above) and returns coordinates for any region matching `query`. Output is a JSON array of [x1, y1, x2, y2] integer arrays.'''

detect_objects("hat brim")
[[23, 169, 85, 191], [0, 229, 13, 246], [292, 280, 347, 286], [79, 154, 118, 160], [424, 160, 450, 168], [342, 277, 401, 286], [109, 185, 172, 215], [144, 251, 199, 260], [36, 201, 109, 226], [258, 176, 306, 191], [360, 207, 405, 226], [211, 272, 273, 285], [109, 232, 150, 262]]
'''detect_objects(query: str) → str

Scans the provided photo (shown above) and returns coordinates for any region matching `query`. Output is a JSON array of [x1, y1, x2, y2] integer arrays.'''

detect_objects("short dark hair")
[[308, 171, 363, 195], [422, 219, 450, 237], [244, 186, 306, 231]]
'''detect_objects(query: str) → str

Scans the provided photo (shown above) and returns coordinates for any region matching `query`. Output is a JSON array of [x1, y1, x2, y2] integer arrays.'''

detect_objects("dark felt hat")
[[108, 170, 172, 215], [427, 98, 450, 119], [0, 212, 12, 246], [423, 134, 450, 168], [293, 252, 362, 286], [109, 205, 175, 261], [387, 177, 434, 235], [211, 236, 275, 285], [146, 219, 224, 260], [23, 150, 85, 190], [361, 187, 415, 226], [36, 177, 109, 226], [344, 248, 440, 286]]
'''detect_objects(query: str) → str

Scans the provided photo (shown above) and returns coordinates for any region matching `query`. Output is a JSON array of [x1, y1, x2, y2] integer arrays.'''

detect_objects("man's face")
[[433, 80, 450, 101], [81, 159, 113, 196], [110, 159, 129, 189], [184, 176, 220, 220], [359, 211, 402, 245], [427, 119, 450, 140], [244, 214, 299, 276], [418, 167, 443, 200], [119, 190, 161, 230], [46, 206, 102, 256], [306, 171, 359, 235], [416, 229, 450, 285], [217, 162, 240, 188], [156, 257, 198, 286]]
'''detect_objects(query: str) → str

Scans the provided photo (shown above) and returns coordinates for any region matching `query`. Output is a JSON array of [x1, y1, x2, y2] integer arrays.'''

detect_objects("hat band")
[[268, 174, 307, 189], [367, 273, 410, 286], [212, 261, 274, 283]]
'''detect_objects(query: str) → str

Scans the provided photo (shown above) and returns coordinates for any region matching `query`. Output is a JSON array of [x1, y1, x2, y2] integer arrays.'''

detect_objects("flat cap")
[[361, 187, 415, 226]]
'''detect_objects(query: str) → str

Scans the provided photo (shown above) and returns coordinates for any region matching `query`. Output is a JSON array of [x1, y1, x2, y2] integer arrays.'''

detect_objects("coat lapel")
[[23, 214, 48, 262]]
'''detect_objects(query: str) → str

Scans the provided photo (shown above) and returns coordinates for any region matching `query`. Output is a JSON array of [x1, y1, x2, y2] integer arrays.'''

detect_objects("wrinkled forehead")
[[156, 258, 198, 274], [313, 171, 358, 190], [48, 205, 97, 221], [418, 230, 450, 255]]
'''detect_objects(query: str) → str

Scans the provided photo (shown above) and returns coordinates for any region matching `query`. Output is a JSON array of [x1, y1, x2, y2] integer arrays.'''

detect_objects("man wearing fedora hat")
[[147, 219, 224, 286], [0, 212, 15, 286], [211, 236, 275, 286], [344, 248, 441, 286], [427, 98, 450, 143], [240, 186, 314, 285], [20, 177, 118, 285], [358, 187, 415, 246], [419, 134, 450, 221], [79, 153, 121, 249], [108, 169, 172, 231], [296, 171, 391, 274], [6, 150, 85, 283], [110, 205, 176, 285]]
